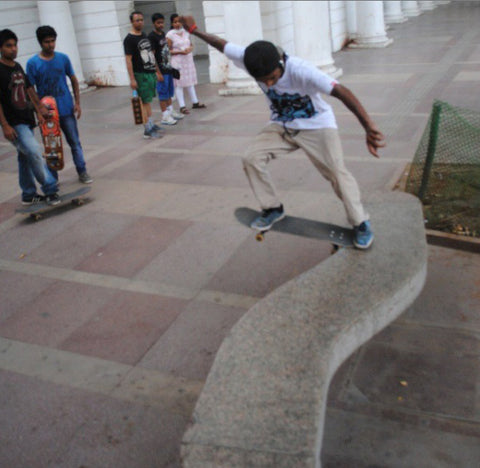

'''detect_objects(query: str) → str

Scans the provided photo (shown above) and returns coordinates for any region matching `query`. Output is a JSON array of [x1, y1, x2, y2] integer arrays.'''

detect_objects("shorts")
[[134, 72, 156, 103], [157, 73, 174, 101]]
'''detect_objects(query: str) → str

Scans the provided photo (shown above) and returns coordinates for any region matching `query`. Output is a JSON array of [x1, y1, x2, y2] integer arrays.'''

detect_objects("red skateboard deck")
[[39, 96, 64, 171]]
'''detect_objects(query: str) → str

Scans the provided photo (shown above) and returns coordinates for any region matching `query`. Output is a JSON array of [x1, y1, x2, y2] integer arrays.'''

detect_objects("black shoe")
[[46, 193, 61, 206], [79, 172, 93, 184], [22, 194, 45, 206]]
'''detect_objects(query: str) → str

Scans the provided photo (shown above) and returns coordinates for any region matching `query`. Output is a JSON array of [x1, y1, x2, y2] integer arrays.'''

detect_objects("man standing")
[[124, 10, 164, 139], [26, 25, 92, 184], [148, 12, 184, 126], [0, 29, 60, 205], [178, 16, 386, 249]]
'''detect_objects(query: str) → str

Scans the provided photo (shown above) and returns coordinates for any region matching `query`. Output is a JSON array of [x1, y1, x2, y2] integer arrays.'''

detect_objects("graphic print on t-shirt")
[[9, 71, 28, 110], [138, 38, 156, 71], [266, 89, 317, 122]]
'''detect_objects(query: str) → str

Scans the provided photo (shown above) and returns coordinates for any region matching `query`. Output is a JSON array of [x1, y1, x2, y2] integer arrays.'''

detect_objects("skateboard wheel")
[[255, 232, 264, 242], [30, 213, 42, 221], [331, 244, 340, 254]]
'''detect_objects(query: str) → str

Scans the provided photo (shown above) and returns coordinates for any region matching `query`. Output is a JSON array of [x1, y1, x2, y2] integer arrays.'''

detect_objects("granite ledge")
[[181, 192, 428, 468]]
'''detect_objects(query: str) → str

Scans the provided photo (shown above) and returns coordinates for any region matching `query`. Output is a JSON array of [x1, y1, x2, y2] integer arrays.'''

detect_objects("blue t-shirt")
[[26, 52, 75, 117]]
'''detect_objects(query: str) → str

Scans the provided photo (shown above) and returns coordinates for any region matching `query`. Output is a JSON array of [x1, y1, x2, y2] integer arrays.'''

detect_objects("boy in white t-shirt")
[[179, 16, 385, 249]]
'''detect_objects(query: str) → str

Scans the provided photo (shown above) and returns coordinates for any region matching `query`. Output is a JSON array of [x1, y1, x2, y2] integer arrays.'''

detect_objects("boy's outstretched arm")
[[179, 16, 227, 53], [331, 84, 385, 158]]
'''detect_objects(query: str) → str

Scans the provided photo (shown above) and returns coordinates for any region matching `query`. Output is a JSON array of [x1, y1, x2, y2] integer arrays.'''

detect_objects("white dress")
[[166, 28, 198, 87]]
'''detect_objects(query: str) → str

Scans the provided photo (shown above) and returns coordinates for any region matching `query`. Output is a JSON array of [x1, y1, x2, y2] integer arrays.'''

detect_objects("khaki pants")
[[242, 125, 368, 226]]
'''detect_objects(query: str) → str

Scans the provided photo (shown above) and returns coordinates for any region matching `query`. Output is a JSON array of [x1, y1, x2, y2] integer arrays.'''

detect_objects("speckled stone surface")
[[181, 192, 428, 467]]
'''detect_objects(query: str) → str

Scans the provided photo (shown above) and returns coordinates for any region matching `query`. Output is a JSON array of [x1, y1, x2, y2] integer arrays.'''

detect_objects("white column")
[[220, 1, 263, 95], [292, 1, 342, 78], [419, 1, 436, 10], [402, 1, 422, 17], [384, 1, 407, 24], [345, 1, 358, 39], [349, 1, 393, 49], [37, 1, 87, 90]]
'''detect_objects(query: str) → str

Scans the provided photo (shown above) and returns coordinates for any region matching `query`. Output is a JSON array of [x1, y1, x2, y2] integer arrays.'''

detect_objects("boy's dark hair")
[[0, 29, 18, 48], [130, 10, 143, 22], [36, 25, 57, 45], [152, 13, 164, 23], [244, 40, 282, 79]]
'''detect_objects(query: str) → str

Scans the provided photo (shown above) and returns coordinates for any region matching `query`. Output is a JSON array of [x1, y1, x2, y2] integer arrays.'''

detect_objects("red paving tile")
[[59, 291, 188, 365], [0, 282, 116, 347], [76, 217, 192, 278]]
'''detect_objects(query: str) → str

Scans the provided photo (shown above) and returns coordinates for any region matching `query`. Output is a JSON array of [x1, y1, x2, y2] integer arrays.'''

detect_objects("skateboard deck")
[[16, 186, 91, 221], [131, 90, 145, 125], [39, 96, 64, 171], [235, 207, 354, 247]]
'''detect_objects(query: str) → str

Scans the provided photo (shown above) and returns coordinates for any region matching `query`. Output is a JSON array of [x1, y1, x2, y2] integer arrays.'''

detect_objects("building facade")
[[0, 1, 449, 90]]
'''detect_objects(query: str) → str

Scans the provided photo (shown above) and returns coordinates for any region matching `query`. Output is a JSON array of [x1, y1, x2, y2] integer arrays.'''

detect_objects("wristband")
[[188, 24, 198, 34]]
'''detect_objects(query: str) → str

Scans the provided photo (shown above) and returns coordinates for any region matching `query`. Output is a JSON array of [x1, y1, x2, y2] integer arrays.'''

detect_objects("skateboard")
[[131, 90, 145, 125], [16, 186, 91, 221], [39, 96, 64, 171], [234, 207, 354, 249]]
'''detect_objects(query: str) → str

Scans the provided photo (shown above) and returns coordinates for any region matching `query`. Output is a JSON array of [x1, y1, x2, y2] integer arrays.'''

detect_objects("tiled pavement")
[[0, 3, 480, 467]]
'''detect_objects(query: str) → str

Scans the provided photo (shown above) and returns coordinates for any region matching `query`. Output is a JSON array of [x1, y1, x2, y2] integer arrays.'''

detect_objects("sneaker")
[[250, 205, 285, 231], [79, 172, 93, 184], [143, 128, 163, 139], [171, 110, 185, 120], [353, 220, 374, 250], [161, 114, 177, 125], [22, 194, 45, 206], [152, 123, 163, 132], [45, 193, 61, 206]]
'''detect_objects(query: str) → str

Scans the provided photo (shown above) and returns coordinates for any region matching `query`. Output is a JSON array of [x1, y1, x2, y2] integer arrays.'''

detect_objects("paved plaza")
[[0, 3, 479, 467]]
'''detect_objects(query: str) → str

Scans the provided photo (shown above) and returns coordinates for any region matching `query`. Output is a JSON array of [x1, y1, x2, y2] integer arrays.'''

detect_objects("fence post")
[[418, 101, 442, 201]]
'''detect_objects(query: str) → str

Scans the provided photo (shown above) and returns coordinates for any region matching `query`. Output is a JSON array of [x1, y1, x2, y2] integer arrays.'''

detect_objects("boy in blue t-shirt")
[[27, 26, 92, 184]]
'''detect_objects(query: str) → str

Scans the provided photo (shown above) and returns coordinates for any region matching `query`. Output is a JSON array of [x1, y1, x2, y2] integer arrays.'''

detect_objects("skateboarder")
[[27, 26, 93, 184], [149, 12, 184, 125], [178, 16, 386, 249], [124, 10, 164, 139], [0, 29, 60, 205]]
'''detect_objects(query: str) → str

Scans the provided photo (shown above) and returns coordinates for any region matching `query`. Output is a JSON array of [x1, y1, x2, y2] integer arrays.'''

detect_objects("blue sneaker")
[[250, 205, 285, 231], [354, 220, 374, 250], [143, 127, 163, 139]]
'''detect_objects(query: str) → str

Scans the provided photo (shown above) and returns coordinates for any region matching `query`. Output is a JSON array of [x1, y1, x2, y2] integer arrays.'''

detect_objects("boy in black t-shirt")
[[124, 11, 164, 139], [148, 13, 184, 126], [0, 29, 59, 205]]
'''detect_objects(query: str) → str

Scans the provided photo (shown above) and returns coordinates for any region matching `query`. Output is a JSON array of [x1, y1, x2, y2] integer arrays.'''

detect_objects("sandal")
[[180, 107, 190, 114], [192, 102, 206, 109]]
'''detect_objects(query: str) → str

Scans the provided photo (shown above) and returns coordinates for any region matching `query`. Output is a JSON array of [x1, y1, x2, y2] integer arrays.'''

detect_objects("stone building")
[[0, 1, 448, 91]]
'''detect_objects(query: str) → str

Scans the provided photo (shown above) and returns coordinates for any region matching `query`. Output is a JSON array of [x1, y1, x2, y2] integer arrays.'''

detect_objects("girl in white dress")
[[166, 14, 206, 114]]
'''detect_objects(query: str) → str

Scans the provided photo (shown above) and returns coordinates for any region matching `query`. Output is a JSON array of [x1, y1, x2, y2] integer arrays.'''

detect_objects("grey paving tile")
[[136, 221, 249, 292], [140, 300, 247, 381]]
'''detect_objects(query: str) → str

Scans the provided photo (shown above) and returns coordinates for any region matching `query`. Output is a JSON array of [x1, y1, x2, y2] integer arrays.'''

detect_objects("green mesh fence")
[[405, 100, 480, 238]]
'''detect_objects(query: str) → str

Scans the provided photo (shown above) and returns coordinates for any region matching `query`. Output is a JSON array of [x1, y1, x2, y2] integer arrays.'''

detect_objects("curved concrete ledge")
[[181, 192, 428, 467]]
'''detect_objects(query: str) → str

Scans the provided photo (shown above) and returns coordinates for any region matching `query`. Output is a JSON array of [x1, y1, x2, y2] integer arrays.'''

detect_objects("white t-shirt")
[[224, 42, 338, 130]]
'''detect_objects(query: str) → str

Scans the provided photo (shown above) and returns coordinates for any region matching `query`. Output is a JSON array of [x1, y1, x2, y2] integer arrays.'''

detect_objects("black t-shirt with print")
[[123, 32, 157, 74], [148, 30, 172, 74], [0, 62, 35, 127]]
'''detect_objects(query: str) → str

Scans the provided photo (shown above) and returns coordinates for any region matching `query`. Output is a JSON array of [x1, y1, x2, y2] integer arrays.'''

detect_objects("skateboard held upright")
[[39, 96, 64, 171], [131, 90, 145, 125]]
